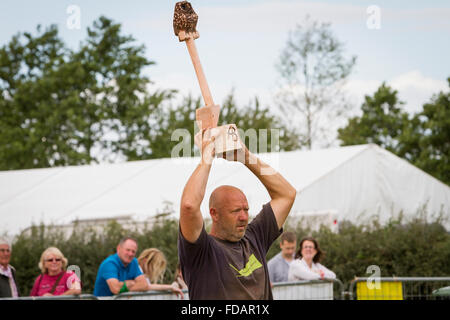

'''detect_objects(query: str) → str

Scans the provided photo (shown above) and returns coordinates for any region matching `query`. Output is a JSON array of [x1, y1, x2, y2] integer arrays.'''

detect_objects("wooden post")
[[185, 38, 214, 107]]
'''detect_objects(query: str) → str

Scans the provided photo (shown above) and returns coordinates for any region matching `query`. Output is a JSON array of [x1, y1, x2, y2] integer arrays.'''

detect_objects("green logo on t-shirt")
[[229, 254, 263, 277]]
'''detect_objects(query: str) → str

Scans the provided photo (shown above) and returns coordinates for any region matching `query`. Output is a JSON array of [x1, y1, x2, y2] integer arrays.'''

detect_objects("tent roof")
[[1, 144, 449, 235]]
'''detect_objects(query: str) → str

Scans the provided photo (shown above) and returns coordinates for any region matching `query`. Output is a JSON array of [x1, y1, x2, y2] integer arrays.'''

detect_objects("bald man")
[[178, 129, 296, 300]]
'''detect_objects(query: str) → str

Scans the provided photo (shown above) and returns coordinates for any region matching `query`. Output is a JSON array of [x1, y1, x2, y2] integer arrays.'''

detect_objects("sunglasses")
[[45, 258, 62, 262]]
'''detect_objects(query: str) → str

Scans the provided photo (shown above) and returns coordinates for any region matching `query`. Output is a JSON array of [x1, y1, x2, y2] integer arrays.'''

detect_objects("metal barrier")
[[349, 277, 450, 300], [110, 279, 344, 300], [272, 279, 344, 300], [112, 289, 189, 300], [2, 277, 449, 300], [0, 294, 98, 300]]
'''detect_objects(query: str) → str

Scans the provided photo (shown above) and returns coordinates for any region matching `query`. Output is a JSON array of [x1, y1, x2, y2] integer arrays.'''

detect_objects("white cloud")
[[344, 71, 447, 115], [390, 71, 447, 113], [152, 72, 198, 96], [132, 1, 450, 34], [132, 1, 364, 33], [135, 2, 448, 121], [198, 2, 363, 33], [343, 78, 382, 116], [382, 7, 450, 31]]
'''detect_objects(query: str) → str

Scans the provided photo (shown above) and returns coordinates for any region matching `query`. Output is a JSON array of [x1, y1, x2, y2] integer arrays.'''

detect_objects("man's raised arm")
[[180, 130, 216, 243]]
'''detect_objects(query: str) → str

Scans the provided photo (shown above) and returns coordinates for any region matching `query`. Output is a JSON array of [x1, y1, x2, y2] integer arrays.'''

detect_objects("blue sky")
[[1, 0, 449, 117]]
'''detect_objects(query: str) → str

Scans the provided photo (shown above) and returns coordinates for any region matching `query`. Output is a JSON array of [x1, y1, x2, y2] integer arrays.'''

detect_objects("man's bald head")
[[209, 185, 246, 210], [209, 185, 250, 242]]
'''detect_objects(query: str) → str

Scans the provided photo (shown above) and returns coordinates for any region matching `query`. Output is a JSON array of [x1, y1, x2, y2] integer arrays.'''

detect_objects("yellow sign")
[[356, 281, 403, 300]]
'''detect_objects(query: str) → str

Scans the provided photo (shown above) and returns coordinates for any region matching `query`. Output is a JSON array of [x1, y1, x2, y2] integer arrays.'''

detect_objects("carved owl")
[[173, 1, 200, 41]]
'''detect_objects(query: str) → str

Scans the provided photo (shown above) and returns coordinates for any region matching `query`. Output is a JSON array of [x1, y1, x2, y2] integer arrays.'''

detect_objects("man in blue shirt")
[[94, 237, 148, 296], [267, 231, 297, 283]]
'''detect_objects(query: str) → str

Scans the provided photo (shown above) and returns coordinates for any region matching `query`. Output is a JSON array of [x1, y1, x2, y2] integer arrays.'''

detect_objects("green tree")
[[220, 93, 301, 153], [337, 83, 409, 153], [0, 17, 173, 170], [0, 17, 300, 168], [338, 80, 450, 185], [276, 16, 356, 149], [409, 78, 450, 184], [157, 92, 301, 159], [148, 94, 200, 159]]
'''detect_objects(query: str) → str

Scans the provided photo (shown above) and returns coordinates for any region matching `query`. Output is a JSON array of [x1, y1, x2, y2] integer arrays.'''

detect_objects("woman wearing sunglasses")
[[30, 247, 81, 297]]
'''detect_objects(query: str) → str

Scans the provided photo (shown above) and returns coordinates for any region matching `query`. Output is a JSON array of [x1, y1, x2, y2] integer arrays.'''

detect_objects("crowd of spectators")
[[0, 236, 186, 298], [1, 231, 335, 298]]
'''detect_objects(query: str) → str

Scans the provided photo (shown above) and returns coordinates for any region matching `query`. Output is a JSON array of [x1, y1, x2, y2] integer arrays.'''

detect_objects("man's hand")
[[171, 283, 185, 299], [219, 140, 248, 164], [200, 128, 216, 165], [106, 278, 125, 295], [319, 270, 325, 280]]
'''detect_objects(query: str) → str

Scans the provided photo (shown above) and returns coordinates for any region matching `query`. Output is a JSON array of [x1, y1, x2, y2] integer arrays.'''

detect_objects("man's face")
[[280, 240, 296, 259], [213, 190, 249, 242], [0, 244, 11, 268], [117, 240, 137, 266]]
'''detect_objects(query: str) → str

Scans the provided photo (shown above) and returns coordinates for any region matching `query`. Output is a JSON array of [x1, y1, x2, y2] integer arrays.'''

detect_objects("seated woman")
[[138, 248, 184, 299], [288, 237, 336, 281], [30, 247, 81, 296]]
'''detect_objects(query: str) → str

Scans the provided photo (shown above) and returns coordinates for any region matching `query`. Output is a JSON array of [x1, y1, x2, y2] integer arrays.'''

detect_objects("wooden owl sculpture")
[[173, 1, 200, 41]]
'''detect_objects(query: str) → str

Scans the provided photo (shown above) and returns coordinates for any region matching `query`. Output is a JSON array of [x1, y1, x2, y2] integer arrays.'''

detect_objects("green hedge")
[[8, 211, 450, 296], [268, 212, 450, 284]]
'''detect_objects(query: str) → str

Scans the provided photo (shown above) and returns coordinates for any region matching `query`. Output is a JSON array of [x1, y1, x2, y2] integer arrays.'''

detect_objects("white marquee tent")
[[1, 144, 449, 236]]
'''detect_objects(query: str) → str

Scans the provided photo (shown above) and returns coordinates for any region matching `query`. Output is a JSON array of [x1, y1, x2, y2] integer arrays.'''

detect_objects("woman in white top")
[[288, 237, 336, 281]]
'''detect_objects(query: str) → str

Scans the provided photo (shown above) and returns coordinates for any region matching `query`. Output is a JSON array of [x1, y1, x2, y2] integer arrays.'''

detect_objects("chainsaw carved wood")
[[173, 1, 242, 154]]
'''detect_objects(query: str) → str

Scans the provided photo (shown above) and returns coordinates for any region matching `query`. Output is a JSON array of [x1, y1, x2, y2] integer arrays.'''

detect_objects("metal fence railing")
[[272, 279, 345, 300], [112, 289, 189, 300], [110, 280, 344, 300], [2, 277, 449, 300], [348, 277, 450, 300], [109, 280, 344, 300]]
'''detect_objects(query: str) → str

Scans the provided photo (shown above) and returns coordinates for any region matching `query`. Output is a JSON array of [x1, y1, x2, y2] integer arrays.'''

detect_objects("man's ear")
[[210, 207, 219, 222]]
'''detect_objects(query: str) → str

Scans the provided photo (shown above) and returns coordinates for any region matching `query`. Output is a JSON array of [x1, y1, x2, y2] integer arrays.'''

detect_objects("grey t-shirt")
[[178, 202, 282, 300], [267, 252, 292, 283]]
